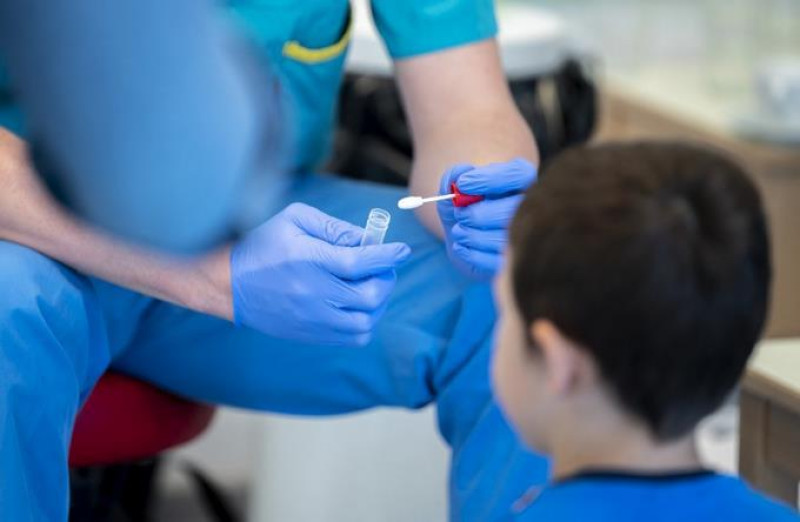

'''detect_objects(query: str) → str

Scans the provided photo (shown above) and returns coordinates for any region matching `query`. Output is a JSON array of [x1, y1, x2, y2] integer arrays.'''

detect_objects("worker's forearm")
[[394, 39, 539, 237], [3, 202, 233, 320], [409, 107, 538, 236]]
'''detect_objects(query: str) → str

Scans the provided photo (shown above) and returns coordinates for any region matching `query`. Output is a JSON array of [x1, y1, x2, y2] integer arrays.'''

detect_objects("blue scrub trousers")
[[0, 174, 548, 521]]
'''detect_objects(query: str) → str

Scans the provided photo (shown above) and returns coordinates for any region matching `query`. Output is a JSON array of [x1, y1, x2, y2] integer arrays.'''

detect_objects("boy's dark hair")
[[509, 142, 771, 441]]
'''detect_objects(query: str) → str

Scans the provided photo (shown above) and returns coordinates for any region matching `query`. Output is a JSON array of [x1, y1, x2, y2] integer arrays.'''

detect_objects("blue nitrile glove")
[[437, 158, 537, 281], [231, 203, 411, 346]]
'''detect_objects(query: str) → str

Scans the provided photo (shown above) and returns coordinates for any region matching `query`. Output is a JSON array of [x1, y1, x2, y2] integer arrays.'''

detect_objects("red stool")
[[70, 372, 215, 467], [69, 372, 216, 521]]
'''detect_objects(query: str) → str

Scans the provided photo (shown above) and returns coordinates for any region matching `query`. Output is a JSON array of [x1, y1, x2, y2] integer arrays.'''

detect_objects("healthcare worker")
[[0, 2, 549, 521]]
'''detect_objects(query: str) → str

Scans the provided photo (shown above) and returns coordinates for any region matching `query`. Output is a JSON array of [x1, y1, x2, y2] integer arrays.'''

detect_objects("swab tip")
[[397, 196, 423, 210]]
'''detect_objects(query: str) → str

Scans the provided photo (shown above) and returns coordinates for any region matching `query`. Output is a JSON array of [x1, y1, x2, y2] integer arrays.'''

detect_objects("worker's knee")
[[0, 241, 85, 323], [0, 241, 103, 397]]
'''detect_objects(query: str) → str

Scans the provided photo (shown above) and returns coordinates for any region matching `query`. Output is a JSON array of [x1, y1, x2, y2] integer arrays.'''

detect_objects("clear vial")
[[361, 208, 391, 246]]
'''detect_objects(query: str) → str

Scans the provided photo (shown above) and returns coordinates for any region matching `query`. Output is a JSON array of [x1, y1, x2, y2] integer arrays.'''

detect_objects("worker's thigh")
[[111, 174, 492, 414]]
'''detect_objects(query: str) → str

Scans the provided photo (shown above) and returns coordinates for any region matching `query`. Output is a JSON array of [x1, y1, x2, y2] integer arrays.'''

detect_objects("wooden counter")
[[739, 339, 800, 506]]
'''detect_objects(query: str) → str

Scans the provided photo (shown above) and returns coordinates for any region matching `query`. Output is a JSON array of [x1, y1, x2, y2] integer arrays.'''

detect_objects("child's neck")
[[548, 412, 702, 481]]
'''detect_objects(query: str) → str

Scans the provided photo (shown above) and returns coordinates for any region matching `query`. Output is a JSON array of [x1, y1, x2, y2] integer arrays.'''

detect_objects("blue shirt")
[[508, 470, 799, 522]]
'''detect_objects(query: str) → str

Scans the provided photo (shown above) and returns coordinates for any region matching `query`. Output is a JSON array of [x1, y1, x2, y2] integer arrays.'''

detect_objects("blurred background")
[[116, 1, 799, 520]]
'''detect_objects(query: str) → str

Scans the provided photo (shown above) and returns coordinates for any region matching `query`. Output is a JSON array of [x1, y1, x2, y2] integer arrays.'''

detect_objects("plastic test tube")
[[361, 208, 391, 246]]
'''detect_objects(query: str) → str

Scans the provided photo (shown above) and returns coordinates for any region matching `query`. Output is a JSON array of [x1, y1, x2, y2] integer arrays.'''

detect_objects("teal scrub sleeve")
[[371, 0, 498, 59]]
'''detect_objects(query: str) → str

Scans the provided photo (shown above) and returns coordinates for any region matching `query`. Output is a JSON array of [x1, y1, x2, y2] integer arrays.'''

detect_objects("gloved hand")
[[231, 203, 411, 346], [437, 158, 537, 281]]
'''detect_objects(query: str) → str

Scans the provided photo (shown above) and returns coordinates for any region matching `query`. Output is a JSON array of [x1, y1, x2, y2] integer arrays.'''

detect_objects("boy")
[[492, 142, 799, 521]]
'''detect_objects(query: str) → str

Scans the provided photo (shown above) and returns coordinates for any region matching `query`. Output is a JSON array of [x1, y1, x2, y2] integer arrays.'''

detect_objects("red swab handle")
[[451, 182, 484, 208]]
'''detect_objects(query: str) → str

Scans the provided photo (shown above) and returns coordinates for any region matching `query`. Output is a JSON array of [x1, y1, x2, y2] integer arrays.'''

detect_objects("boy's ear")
[[530, 320, 590, 396]]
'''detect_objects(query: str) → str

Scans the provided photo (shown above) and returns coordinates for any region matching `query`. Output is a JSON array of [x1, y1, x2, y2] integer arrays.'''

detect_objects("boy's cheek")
[[491, 333, 527, 431], [492, 326, 551, 453], [490, 338, 510, 407], [490, 332, 514, 413]]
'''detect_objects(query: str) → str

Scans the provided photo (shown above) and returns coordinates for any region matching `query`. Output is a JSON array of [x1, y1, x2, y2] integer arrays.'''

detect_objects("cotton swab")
[[397, 193, 455, 210]]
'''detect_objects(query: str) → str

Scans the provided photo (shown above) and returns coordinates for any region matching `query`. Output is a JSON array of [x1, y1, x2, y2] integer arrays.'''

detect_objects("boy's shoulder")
[[510, 471, 799, 522]]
